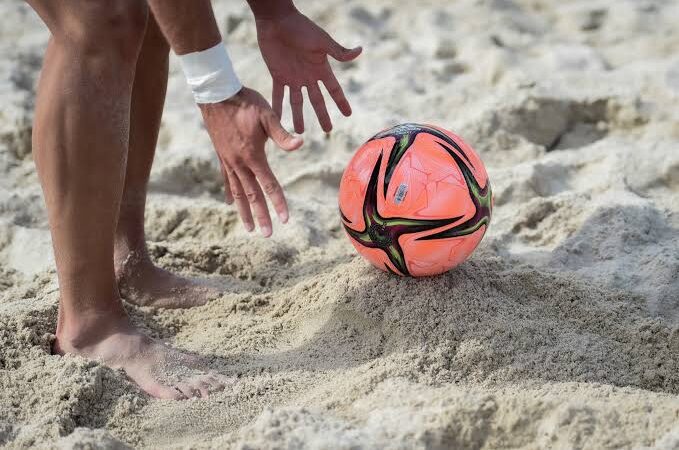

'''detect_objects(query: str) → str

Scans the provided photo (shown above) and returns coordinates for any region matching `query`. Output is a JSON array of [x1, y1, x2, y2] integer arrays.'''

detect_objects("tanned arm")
[[245, 0, 297, 20], [245, 0, 362, 132], [146, 0, 303, 237], [146, 0, 222, 55]]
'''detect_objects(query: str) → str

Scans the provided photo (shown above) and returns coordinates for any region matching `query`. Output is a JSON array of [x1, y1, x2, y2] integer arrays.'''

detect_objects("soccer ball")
[[338, 123, 492, 277]]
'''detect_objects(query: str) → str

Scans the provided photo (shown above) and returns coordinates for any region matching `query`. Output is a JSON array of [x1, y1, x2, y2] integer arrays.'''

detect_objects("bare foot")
[[54, 314, 228, 400], [116, 251, 221, 309]]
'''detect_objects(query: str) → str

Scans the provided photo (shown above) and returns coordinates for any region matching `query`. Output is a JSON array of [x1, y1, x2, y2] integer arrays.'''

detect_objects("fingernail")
[[261, 225, 272, 237], [245, 223, 254, 232], [279, 212, 289, 223]]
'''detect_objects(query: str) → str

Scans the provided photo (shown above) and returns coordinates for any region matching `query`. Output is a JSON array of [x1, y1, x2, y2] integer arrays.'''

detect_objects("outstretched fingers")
[[227, 168, 255, 232], [289, 86, 304, 134], [326, 34, 362, 62], [222, 133, 299, 235], [322, 70, 352, 117], [307, 82, 332, 132], [234, 163, 273, 237], [260, 110, 303, 152], [272, 81, 284, 119], [219, 158, 234, 204], [250, 159, 289, 224]]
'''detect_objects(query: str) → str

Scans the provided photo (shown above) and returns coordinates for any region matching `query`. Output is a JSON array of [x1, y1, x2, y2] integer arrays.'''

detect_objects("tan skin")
[[26, 0, 360, 399], [114, 11, 218, 309], [254, 5, 362, 133]]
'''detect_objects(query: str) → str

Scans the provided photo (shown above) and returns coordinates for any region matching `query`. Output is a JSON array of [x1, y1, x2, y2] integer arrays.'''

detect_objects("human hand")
[[199, 87, 303, 237], [255, 9, 362, 133]]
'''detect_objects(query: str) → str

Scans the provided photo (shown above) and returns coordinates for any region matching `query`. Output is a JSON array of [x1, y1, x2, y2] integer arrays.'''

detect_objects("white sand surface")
[[1, 0, 678, 448]]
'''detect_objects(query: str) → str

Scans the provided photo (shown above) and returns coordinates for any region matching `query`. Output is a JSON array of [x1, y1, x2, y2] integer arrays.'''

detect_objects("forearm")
[[146, 0, 221, 55], [146, 0, 241, 104], [246, 0, 297, 20]]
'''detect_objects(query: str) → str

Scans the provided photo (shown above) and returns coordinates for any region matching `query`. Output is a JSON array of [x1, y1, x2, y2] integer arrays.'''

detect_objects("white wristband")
[[178, 43, 242, 104]]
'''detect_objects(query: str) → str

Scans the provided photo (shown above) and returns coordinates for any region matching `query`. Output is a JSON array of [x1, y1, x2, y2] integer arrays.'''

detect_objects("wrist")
[[198, 87, 249, 115], [178, 43, 242, 104], [247, 0, 298, 21]]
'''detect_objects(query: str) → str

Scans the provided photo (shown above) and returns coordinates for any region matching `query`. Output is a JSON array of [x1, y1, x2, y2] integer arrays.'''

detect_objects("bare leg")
[[28, 0, 225, 399], [114, 15, 219, 308]]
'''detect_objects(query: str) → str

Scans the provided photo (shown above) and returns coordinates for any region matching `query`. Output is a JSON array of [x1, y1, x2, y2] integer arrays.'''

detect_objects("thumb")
[[262, 112, 304, 151], [327, 37, 362, 62]]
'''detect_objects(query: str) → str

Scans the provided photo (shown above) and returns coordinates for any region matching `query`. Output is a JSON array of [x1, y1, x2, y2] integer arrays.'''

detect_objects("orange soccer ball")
[[339, 123, 493, 277]]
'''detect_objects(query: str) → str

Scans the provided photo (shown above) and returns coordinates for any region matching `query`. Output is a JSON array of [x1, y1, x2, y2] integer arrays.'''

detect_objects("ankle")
[[55, 304, 130, 352], [114, 244, 151, 277], [115, 200, 148, 267]]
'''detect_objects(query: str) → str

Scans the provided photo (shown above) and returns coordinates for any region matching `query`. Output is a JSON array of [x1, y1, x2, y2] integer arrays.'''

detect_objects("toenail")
[[173, 386, 187, 399]]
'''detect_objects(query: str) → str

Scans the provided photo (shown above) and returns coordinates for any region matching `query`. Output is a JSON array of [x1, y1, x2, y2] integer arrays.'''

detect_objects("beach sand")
[[1, 0, 678, 448]]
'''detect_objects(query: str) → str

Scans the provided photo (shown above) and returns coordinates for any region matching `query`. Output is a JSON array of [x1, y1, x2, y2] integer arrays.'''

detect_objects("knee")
[[60, 0, 148, 63]]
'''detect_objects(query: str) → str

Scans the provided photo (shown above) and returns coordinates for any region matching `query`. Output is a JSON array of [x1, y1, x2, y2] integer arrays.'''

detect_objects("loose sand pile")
[[1, 0, 678, 448]]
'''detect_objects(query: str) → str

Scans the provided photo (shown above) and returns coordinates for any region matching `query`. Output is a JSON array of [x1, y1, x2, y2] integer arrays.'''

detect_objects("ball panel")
[[339, 137, 393, 230], [426, 124, 489, 188], [400, 225, 487, 277], [380, 133, 475, 221], [346, 235, 397, 274]]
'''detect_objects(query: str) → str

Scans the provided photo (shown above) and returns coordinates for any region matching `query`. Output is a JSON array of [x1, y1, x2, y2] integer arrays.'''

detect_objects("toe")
[[129, 370, 187, 400], [195, 379, 211, 398], [175, 382, 200, 399], [206, 374, 227, 391], [143, 380, 187, 400], [159, 385, 188, 401]]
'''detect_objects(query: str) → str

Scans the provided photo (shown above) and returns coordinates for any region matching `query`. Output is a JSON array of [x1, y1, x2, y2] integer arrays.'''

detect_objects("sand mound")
[[1, 0, 678, 448]]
